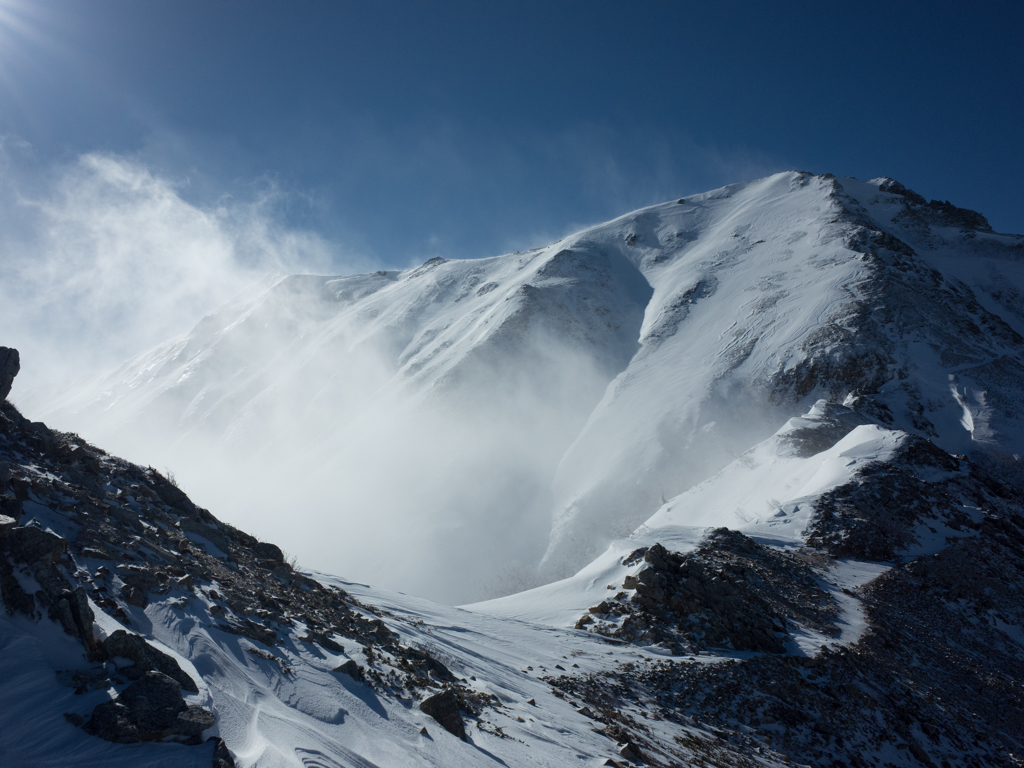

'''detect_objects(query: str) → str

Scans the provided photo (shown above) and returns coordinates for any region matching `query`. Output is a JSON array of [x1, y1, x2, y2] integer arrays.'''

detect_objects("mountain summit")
[[31, 172, 1024, 601]]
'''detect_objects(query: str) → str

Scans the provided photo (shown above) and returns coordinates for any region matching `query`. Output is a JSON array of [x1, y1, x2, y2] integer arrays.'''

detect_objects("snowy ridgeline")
[[25, 172, 1024, 604]]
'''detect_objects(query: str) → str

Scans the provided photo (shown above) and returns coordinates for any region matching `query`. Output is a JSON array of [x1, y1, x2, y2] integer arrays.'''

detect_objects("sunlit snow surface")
[[645, 423, 903, 541]]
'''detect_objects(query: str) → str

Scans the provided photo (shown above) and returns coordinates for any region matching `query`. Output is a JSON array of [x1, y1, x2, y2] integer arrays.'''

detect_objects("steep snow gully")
[[3, 172, 1023, 766]]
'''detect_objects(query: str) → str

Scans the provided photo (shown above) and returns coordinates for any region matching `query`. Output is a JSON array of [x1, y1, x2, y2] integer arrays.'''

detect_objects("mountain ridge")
[[24, 171, 1024, 601]]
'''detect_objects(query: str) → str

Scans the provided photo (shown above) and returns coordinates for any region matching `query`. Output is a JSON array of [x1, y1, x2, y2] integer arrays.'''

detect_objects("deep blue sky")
[[1, 0, 1022, 270]]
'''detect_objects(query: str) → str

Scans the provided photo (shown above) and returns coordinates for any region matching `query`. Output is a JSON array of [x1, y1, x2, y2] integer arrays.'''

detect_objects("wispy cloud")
[[0, 144, 351, 390]]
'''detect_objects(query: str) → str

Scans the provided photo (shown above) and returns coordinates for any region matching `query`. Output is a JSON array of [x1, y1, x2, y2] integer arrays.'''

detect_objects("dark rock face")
[[419, 688, 467, 740], [400, 646, 455, 683], [118, 671, 190, 732], [0, 517, 100, 657], [0, 539, 36, 616], [84, 671, 215, 743], [50, 586, 99, 658], [101, 630, 198, 692], [124, 586, 148, 608], [6, 525, 67, 567], [925, 198, 991, 231], [84, 700, 140, 743], [211, 736, 237, 768], [254, 541, 285, 565], [619, 741, 644, 762], [877, 178, 991, 231], [805, 434, 1015, 561], [333, 659, 362, 679], [878, 178, 927, 206], [581, 532, 837, 654], [0, 347, 19, 402]]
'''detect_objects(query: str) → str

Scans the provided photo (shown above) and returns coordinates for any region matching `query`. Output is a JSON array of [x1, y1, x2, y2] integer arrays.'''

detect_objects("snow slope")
[[471, 400, 900, 631]]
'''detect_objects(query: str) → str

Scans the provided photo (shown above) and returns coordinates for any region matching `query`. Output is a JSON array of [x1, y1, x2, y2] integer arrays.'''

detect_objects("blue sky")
[[1, 0, 1021, 269], [1, 0, 1023, 385]]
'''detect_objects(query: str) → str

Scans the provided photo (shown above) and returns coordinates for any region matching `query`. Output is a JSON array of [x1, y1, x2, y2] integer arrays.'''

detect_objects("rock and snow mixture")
[[2, 173, 1024, 767], [556, 479, 1024, 768], [576, 533, 838, 655]]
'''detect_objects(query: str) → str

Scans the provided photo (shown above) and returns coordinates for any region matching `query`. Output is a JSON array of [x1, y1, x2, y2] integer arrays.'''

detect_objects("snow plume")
[[22, 233, 647, 603], [0, 144, 639, 605], [226, 342, 610, 605], [59, 290, 617, 605], [0, 147, 336, 392]]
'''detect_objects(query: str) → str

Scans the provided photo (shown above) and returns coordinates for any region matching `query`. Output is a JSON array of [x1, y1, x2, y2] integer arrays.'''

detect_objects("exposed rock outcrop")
[[0, 347, 18, 402], [579, 532, 837, 654], [101, 630, 198, 692], [806, 434, 1017, 560], [84, 670, 214, 744], [1, 516, 101, 659], [419, 688, 467, 740]]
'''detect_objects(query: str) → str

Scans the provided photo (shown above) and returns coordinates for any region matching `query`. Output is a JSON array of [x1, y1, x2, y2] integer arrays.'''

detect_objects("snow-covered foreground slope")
[[3, 353, 1023, 767], [26, 172, 1024, 600]]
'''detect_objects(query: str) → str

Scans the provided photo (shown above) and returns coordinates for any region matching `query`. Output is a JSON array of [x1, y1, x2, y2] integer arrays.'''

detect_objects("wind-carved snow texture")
[[27, 172, 1024, 602]]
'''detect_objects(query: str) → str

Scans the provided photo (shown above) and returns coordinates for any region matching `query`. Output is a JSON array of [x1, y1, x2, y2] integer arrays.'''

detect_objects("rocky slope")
[[0, 349, 501, 765]]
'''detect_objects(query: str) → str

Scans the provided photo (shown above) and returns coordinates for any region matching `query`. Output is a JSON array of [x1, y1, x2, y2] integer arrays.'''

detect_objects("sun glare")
[[0, 0, 40, 46], [0, 0, 53, 95]]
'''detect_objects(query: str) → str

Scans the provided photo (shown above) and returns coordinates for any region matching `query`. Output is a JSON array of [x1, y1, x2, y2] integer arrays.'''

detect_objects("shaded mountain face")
[[28, 172, 1024, 600]]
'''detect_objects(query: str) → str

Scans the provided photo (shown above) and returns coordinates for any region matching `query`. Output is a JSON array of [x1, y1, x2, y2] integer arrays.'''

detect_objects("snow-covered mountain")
[[29, 172, 1024, 601], [544, 173, 1024, 573], [6, 172, 1022, 766]]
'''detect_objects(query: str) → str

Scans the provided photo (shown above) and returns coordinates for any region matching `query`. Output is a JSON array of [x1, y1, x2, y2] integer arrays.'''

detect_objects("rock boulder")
[[84, 671, 215, 743], [419, 688, 466, 740], [102, 629, 198, 692], [0, 347, 19, 402]]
